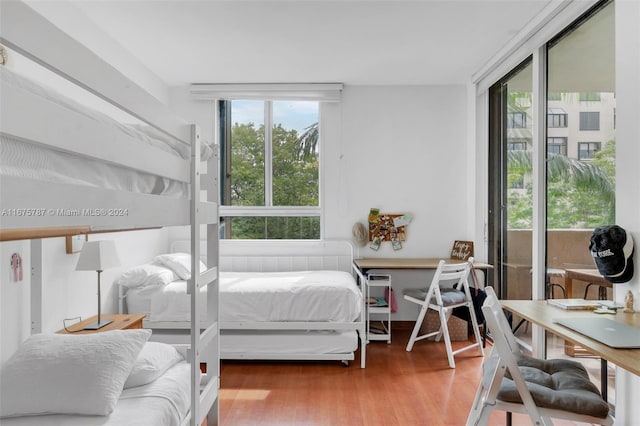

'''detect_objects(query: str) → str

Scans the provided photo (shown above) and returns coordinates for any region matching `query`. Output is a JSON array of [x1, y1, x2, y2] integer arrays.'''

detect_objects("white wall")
[[331, 85, 470, 255]]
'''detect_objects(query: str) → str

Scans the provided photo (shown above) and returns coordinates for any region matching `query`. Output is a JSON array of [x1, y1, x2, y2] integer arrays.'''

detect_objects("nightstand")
[[57, 314, 145, 334]]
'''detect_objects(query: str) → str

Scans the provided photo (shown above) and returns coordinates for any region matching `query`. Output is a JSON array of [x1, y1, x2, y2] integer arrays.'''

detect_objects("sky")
[[232, 100, 319, 134]]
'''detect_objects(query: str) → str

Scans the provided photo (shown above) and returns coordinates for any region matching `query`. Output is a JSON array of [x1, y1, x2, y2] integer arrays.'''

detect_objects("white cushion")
[[117, 264, 177, 288], [154, 253, 206, 280], [0, 329, 151, 417], [124, 341, 184, 388]]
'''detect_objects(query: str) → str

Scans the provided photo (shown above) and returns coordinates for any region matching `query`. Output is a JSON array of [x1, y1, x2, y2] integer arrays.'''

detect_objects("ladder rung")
[[198, 266, 218, 288], [199, 322, 218, 348]]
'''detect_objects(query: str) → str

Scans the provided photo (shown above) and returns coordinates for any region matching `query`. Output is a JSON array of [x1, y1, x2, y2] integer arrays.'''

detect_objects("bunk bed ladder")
[[185, 124, 219, 426]]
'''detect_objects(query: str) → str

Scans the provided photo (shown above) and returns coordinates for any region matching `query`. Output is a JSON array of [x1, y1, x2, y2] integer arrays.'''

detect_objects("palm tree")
[[508, 148, 615, 226], [508, 150, 614, 202], [296, 122, 318, 160]]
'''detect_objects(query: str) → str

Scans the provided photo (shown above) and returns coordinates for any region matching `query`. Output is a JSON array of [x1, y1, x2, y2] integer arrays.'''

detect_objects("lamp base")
[[83, 319, 113, 330]]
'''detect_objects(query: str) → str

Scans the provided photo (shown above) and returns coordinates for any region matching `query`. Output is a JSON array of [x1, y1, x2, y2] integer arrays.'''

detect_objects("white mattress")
[[0, 361, 191, 426], [0, 135, 187, 197], [126, 270, 363, 323], [220, 329, 358, 355], [0, 66, 213, 196]]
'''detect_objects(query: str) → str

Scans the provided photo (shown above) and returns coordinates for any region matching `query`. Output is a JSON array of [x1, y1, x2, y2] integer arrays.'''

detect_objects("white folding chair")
[[466, 287, 613, 426], [404, 257, 484, 368]]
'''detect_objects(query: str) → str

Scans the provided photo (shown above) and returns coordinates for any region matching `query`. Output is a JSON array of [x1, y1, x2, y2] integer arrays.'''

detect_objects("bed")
[[0, 331, 193, 426], [119, 240, 367, 368], [0, 2, 219, 425]]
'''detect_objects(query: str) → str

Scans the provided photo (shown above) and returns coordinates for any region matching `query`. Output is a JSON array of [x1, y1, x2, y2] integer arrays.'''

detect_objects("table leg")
[[564, 276, 574, 298]]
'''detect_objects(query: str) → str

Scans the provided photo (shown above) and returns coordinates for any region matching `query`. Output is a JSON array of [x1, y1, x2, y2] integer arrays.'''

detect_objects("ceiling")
[[62, 0, 552, 87]]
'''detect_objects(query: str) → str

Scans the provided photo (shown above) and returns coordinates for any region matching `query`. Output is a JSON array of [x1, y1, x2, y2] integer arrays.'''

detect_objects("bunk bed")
[[0, 2, 219, 425], [119, 240, 367, 368]]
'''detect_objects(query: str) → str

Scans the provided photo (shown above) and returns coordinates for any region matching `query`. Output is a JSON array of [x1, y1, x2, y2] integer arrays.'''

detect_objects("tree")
[[296, 122, 319, 160], [228, 121, 320, 239], [507, 147, 615, 229]]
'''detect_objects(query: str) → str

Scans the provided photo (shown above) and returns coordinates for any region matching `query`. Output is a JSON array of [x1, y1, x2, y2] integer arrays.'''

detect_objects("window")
[[507, 111, 527, 128], [580, 111, 600, 130], [547, 137, 567, 155], [548, 92, 562, 101], [579, 92, 601, 101], [578, 142, 601, 160], [547, 108, 568, 128], [220, 99, 321, 239], [507, 141, 527, 151]]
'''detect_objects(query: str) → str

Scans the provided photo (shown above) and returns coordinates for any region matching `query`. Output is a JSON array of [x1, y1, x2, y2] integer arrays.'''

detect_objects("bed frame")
[[133, 239, 367, 368], [0, 2, 219, 425]]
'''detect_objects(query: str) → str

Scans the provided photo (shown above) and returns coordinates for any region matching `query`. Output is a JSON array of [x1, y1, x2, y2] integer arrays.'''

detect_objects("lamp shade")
[[76, 240, 120, 271]]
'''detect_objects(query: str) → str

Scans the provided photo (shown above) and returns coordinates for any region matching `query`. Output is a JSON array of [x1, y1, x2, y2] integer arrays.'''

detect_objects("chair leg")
[[439, 309, 456, 368], [406, 305, 429, 352], [468, 306, 485, 357]]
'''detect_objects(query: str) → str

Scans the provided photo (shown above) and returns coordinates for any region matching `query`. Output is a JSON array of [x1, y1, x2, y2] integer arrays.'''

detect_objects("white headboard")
[[170, 240, 354, 273]]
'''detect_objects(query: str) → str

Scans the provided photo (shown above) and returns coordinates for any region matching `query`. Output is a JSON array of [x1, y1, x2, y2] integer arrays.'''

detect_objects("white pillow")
[[154, 253, 206, 280], [0, 329, 151, 417], [117, 264, 177, 288], [124, 341, 184, 389]]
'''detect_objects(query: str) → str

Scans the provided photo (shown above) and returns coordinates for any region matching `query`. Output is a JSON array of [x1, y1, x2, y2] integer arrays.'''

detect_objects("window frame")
[[219, 99, 322, 239], [578, 141, 601, 160], [547, 137, 568, 155], [579, 111, 601, 130]]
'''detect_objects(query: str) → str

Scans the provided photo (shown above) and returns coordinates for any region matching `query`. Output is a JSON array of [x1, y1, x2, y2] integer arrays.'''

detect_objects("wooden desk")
[[57, 314, 145, 334], [501, 299, 640, 401], [354, 258, 493, 271], [564, 268, 611, 298]]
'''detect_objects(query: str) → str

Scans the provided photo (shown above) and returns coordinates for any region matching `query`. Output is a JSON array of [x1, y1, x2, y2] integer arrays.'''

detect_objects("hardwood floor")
[[219, 327, 601, 425]]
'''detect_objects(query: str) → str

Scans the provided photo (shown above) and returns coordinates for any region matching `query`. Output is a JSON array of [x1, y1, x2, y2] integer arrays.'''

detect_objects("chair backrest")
[[481, 286, 544, 422], [428, 257, 474, 305], [482, 286, 519, 352]]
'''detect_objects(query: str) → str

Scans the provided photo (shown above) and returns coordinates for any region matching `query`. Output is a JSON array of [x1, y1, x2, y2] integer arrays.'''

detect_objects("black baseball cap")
[[589, 225, 635, 284]]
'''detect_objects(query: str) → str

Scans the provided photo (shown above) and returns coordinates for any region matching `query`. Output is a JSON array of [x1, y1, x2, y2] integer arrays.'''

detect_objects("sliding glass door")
[[546, 0, 615, 402], [488, 0, 616, 404], [488, 59, 534, 349]]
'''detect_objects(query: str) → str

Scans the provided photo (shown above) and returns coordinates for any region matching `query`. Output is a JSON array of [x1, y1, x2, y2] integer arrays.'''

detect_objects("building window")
[[578, 142, 601, 160], [547, 137, 567, 156], [507, 141, 527, 151], [548, 92, 562, 101], [579, 92, 601, 101], [507, 112, 527, 128], [548, 108, 568, 128], [220, 99, 320, 239], [579, 111, 600, 130]]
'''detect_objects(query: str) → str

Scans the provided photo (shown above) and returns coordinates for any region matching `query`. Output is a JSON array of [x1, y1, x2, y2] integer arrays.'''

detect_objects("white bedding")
[[0, 65, 213, 196], [0, 362, 191, 426], [126, 270, 363, 323], [0, 135, 187, 197]]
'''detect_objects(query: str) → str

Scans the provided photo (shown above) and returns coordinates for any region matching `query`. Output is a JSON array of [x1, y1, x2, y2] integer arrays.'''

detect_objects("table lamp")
[[76, 240, 120, 330]]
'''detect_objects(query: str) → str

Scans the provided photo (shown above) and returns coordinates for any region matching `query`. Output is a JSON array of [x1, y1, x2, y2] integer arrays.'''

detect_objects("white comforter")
[[128, 270, 362, 323]]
